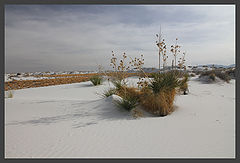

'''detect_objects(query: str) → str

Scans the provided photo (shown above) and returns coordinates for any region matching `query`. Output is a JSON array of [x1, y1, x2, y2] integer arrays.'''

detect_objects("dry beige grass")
[[140, 88, 176, 116]]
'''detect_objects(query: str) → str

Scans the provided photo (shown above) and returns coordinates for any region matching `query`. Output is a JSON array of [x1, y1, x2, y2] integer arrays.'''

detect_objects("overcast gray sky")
[[5, 5, 235, 73]]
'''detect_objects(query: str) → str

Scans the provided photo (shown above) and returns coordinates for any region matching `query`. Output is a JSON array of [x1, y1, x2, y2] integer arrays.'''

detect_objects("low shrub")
[[112, 80, 124, 91], [116, 86, 141, 101], [199, 70, 230, 83], [139, 71, 180, 116], [90, 75, 103, 86], [149, 71, 180, 94], [140, 88, 176, 116], [171, 70, 187, 78], [102, 88, 116, 98], [225, 69, 235, 78], [209, 73, 216, 81], [179, 74, 189, 95], [115, 94, 139, 111], [215, 71, 231, 83]]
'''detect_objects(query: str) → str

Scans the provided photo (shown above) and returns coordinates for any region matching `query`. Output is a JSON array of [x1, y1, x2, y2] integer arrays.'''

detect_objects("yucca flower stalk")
[[156, 33, 166, 71], [110, 51, 130, 84], [178, 52, 186, 70], [170, 38, 181, 70]]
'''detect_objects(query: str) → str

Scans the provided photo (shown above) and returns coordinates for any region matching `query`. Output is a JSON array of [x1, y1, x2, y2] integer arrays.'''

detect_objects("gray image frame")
[[0, 0, 239, 162]]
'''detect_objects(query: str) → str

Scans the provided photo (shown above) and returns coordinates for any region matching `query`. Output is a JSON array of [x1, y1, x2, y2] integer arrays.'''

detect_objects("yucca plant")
[[170, 38, 181, 69], [149, 71, 180, 94], [112, 80, 124, 92], [102, 88, 116, 98], [90, 75, 103, 86], [139, 71, 180, 116], [115, 94, 139, 111]]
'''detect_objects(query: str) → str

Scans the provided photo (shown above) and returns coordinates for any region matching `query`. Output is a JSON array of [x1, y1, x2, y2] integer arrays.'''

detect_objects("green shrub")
[[215, 71, 231, 83], [139, 71, 180, 116], [199, 70, 230, 83], [112, 80, 124, 91], [90, 75, 103, 86], [115, 94, 139, 111], [209, 73, 216, 81], [149, 71, 180, 94], [102, 88, 116, 98]]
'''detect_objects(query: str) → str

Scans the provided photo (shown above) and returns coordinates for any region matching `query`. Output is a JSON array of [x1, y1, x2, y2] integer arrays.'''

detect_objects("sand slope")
[[5, 77, 235, 158]]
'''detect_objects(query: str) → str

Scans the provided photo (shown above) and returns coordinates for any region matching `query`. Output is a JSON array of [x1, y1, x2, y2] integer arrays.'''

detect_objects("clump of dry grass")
[[140, 88, 176, 116], [101, 88, 116, 98], [131, 109, 143, 119], [139, 71, 180, 116], [114, 86, 142, 111], [116, 86, 141, 101]]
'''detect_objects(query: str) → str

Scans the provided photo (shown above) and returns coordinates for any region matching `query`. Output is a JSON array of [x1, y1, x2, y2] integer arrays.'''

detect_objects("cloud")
[[5, 5, 235, 73]]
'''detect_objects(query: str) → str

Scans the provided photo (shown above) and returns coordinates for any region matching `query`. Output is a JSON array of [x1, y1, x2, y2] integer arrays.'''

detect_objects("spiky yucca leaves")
[[115, 94, 139, 111], [114, 86, 141, 111], [90, 75, 103, 86], [112, 80, 124, 92], [139, 71, 180, 116], [102, 88, 116, 98], [149, 72, 180, 94]]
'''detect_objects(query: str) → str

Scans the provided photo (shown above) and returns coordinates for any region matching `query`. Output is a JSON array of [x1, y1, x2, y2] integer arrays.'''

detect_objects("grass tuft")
[[140, 88, 176, 116], [102, 88, 116, 98], [148, 71, 180, 94], [115, 95, 139, 111], [90, 75, 103, 86]]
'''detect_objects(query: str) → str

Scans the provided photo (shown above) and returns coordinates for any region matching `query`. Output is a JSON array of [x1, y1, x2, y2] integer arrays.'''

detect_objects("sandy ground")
[[5, 76, 235, 158]]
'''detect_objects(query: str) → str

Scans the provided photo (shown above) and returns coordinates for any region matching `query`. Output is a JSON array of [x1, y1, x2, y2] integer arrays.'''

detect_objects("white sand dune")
[[5, 77, 235, 158]]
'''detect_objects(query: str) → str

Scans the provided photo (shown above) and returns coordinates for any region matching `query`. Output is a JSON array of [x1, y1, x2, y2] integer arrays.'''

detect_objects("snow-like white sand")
[[5, 77, 235, 158]]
